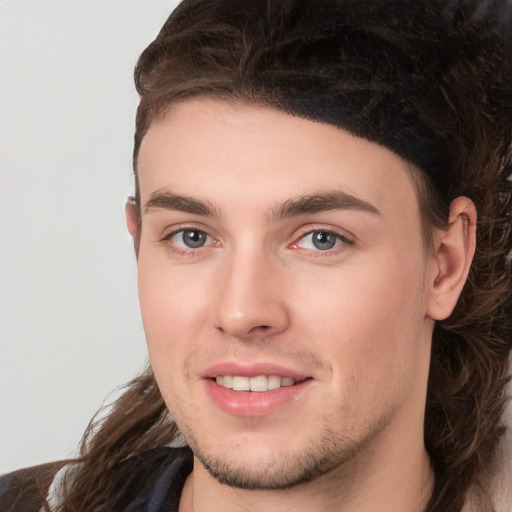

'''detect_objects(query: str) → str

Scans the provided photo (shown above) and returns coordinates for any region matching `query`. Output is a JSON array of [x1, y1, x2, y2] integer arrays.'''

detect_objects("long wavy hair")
[[56, 1, 512, 510]]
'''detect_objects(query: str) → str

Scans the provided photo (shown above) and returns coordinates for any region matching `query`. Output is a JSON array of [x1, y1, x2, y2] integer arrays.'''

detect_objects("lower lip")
[[204, 379, 312, 417]]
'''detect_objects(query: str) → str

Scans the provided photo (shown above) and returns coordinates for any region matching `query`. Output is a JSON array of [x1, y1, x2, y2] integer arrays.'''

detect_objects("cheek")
[[137, 252, 210, 367], [137, 263, 210, 419], [301, 254, 427, 401]]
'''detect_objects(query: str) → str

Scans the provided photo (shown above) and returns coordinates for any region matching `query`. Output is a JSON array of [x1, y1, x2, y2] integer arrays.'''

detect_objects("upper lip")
[[202, 362, 308, 380]]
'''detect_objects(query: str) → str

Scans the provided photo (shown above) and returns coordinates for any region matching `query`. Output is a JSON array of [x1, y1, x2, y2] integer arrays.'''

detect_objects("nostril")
[[253, 325, 271, 332]]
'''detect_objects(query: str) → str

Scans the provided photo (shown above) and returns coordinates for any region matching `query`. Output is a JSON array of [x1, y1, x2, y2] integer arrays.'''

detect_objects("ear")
[[125, 198, 139, 238], [426, 196, 477, 321]]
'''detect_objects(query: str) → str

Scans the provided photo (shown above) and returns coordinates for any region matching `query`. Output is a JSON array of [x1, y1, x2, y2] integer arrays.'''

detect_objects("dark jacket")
[[0, 447, 193, 512], [0, 461, 67, 512]]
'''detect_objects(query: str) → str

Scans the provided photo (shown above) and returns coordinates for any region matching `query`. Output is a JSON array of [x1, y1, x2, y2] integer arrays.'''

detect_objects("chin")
[[185, 424, 366, 490]]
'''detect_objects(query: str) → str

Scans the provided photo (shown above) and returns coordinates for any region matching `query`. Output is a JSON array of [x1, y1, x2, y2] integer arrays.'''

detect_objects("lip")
[[202, 362, 312, 417], [204, 378, 312, 417], [202, 362, 308, 380]]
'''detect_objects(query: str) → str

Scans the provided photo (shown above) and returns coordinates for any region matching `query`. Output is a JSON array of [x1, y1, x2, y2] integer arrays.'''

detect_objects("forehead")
[[137, 98, 420, 221]]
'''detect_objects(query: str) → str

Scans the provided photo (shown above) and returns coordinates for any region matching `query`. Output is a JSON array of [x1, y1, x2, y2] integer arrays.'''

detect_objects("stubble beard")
[[182, 413, 393, 491]]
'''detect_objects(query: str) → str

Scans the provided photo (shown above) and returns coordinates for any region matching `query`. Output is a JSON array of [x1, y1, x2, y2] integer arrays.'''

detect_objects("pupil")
[[312, 231, 336, 250], [183, 230, 206, 248]]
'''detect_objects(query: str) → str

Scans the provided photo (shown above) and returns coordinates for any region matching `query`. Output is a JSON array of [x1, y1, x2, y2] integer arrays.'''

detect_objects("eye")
[[168, 229, 212, 249], [296, 230, 348, 251]]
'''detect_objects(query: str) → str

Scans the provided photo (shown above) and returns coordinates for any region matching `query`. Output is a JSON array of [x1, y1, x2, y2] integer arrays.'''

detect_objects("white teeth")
[[249, 375, 267, 392], [267, 375, 281, 390], [215, 374, 299, 392], [233, 376, 250, 391], [222, 375, 234, 389], [281, 377, 295, 387]]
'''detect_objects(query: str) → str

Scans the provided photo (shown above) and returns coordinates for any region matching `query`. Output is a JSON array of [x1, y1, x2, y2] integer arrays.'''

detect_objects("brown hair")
[[56, 1, 512, 510]]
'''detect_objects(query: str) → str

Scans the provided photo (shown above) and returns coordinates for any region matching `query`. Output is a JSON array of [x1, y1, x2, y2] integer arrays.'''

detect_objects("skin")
[[126, 98, 476, 512]]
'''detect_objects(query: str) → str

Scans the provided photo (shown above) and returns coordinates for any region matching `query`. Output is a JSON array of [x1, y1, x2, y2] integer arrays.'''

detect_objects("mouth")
[[214, 375, 305, 392], [203, 363, 313, 415], [205, 375, 313, 416]]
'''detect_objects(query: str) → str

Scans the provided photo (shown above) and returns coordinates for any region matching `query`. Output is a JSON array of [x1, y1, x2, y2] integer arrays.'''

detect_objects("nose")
[[213, 249, 290, 340]]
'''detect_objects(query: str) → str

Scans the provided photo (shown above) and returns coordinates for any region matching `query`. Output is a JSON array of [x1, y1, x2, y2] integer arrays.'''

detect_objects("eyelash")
[[160, 226, 353, 256], [160, 226, 218, 256], [291, 229, 353, 255]]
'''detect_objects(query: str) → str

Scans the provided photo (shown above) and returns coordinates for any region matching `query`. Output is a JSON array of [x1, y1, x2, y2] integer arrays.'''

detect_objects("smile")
[[215, 375, 299, 392]]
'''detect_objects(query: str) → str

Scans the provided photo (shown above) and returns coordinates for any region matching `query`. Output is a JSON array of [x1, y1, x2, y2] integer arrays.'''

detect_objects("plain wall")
[[0, 0, 179, 473]]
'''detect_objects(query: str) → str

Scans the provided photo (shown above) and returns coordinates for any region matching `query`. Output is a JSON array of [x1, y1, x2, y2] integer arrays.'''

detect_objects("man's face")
[[133, 98, 436, 488]]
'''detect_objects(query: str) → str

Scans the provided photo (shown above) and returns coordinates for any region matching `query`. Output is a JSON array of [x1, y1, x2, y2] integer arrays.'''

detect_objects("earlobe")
[[426, 196, 477, 321]]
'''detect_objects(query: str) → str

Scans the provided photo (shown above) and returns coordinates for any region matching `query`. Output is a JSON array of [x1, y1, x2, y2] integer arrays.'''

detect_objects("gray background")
[[0, 0, 179, 473]]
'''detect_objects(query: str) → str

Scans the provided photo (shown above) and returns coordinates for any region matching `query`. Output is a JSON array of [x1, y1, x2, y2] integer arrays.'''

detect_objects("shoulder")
[[107, 446, 193, 511], [0, 461, 68, 512], [0, 447, 193, 512]]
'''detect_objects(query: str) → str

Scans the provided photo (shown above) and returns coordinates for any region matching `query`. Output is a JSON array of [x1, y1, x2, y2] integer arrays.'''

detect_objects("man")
[[1, 0, 511, 511]]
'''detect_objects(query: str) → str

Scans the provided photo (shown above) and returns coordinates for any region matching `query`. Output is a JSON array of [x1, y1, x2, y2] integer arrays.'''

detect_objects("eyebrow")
[[143, 189, 381, 219], [144, 190, 219, 216], [270, 191, 381, 220]]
